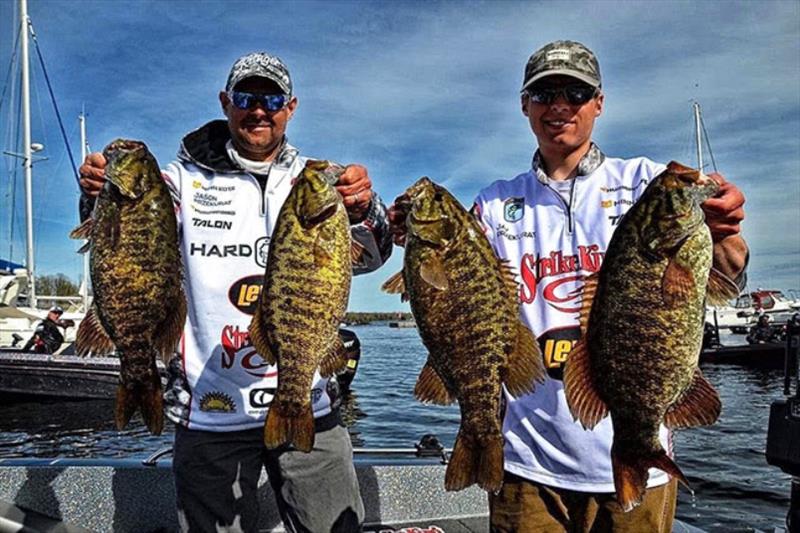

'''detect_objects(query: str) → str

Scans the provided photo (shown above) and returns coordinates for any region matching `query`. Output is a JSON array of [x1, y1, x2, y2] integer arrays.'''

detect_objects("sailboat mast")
[[79, 110, 89, 312], [19, 0, 36, 308], [693, 101, 704, 172]]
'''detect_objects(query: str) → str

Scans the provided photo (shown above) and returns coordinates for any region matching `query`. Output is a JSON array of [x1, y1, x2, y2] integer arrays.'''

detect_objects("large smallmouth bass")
[[249, 160, 355, 453], [563, 161, 739, 511], [383, 177, 545, 492], [70, 139, 185, 435]]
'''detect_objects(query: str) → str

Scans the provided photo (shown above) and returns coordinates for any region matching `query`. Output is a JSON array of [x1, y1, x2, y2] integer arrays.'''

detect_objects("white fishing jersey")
[[474, 150, 673, 492], [157, 121, 391, 432]]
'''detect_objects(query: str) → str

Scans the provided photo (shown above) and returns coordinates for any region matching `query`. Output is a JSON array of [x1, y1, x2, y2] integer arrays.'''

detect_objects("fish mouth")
[[303, 202, 339, 227]]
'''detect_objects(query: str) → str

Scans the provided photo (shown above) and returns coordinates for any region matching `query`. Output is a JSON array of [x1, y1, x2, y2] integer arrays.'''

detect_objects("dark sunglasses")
[[228, 91, 290, 111], [526, 84, 598, 106]]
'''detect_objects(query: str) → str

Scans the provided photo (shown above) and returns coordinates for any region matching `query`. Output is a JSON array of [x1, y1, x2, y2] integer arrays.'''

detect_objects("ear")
[[219, 91, 231, 117], [285, 96, 298, 121], [594, 92, 604, 117], [521, 94, 530, 117]]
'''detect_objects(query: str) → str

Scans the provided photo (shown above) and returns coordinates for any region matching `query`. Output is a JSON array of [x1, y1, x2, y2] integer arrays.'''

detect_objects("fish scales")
[[71, 139, 185, 435], [384, 177, 544, 492], [564, 161, 739, 512], [249, 160, 352, 452]]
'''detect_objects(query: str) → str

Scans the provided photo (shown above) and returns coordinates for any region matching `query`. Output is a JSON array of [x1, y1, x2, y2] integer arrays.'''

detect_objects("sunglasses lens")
[[566, 86, 596, 104], [528, 85, 596, 105], [229, 92, 288, 111], [528, 89, 554, 104]]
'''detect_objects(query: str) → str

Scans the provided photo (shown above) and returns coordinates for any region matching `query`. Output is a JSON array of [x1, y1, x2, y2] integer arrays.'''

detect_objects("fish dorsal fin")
[[69, 218, 94, 240], [319, 334, 348, 378], [662, 256, 695, 308], [248, 301, 276, 366], [706, 267, 740, 307], [563, 340, 608, 429], [414, 361, 455, 405], [578, 272, 600, 337], [664, 367, 721, 429], [76, 306, 115, 356], [500, 260, 519, 297], [153, 288, 187, 363], [504, 321, 545, 396], [420, 254, 449, 290]]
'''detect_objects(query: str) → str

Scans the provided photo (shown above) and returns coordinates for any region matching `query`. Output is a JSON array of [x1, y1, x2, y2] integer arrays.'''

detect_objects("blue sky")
[[1, 0, 798, 312]]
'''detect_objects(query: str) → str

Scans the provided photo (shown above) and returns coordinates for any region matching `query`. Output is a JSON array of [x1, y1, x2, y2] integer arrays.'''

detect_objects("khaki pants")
[[489, 473, 677, 533]]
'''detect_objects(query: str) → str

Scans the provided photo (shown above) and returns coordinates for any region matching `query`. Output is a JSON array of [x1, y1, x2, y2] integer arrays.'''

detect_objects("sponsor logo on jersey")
[[192, 180, 236, 192], [599, 179, 647, 193], [600, 198, 634, 208], [519, 245, 605, 313], [189, 237, 269, 267], [228, 275, 263, 315], [311, 387, 323, 405], [199, 391, 237, 413], [249, 387, 276, 409], [503, 197, 525, 222], [538, 326, 581, 380], [192, 218, 233, 230], [219, 323, 277, 378]]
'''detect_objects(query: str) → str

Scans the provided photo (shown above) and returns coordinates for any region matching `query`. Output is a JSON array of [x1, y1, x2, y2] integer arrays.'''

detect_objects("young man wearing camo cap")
[[79, 51, 392, 532], [476, 39, 749, 532], [388, 39, 749, 531]]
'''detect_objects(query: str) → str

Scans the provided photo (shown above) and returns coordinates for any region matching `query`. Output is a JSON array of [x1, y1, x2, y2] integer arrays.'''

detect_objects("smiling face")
[[219, 76, 298, 161], [522, 74, 603, 160]]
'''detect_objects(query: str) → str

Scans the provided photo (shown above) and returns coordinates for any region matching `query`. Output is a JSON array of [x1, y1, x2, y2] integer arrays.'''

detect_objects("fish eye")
[[434, 192, 443, 202]]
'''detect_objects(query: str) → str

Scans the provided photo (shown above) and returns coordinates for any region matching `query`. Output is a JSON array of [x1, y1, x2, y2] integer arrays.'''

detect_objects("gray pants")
[[173, 416, 364, 533]]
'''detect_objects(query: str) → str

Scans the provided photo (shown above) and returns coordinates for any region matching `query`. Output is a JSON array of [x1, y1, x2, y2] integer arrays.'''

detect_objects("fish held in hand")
[[70, 139, 186, 435], [248, 160, 355, 453], [382, 177, 545, 492], [563, 161, 739, 512]]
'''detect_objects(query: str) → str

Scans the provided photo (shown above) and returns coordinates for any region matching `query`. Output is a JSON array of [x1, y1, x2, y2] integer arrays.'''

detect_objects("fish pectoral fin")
[[706, 267, 740, 306], [419, 255, 449, 290], [381, 271, 407, 295], [153, 289, 187, 363], [75, 306, 115, 356], [313, 228, 337, 267], [578, 272, 600, 337], [248, 303, 276, 366], [661, 257, 695, 308], [505, 321, 545, 396], [69, 218, 94, 240], [664, 368, 721, 428], [414, 362, 455, 405], [350, 239, 366, 265], [562, 340, 608, 429], [319, 335, 348, 377]]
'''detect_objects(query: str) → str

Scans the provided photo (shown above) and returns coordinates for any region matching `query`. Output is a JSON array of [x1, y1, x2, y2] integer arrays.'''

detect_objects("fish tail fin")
[[264, 402, 315, 453], [446, 432, 503, 492], [115, 370, 164, 435], [612, 449, 689, 513]]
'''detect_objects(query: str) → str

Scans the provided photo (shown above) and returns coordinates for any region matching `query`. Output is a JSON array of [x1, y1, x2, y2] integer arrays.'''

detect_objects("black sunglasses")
[[526, 84, 598, 106], [228, 91, 290, 111]]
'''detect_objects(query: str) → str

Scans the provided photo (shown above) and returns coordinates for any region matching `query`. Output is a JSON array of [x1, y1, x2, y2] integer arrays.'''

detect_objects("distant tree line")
[[36, 274, 79, 296], [344, 311, 413, 325]]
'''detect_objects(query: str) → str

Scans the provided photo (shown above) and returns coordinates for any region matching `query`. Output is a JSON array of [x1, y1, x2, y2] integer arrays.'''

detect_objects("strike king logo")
[[503, 197, 524, 222], [220, 323, 277, 379], [539, 327, 581, 380], [518, 245, 605, 313], [228, 275, 263, 315]]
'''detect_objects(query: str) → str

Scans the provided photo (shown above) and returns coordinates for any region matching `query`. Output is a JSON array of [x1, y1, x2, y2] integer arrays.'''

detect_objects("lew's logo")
[[539, 327, 581, 380], [503, 197, 524, 222], [192, 218, 232, 230], [228, 275, 263, 315]]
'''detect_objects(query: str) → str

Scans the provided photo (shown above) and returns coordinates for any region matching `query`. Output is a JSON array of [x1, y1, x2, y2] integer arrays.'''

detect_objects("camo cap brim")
[[521, 40, 601, 92], [226, 52, 293, 95]]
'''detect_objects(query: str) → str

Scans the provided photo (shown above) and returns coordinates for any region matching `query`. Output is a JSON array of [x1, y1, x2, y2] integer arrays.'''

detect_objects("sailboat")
[[0, 0, 90, 351]]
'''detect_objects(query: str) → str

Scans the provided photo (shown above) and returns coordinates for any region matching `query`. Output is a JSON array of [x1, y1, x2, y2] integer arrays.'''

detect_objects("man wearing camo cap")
[[79, 51, 393, 532], [388, 40, 749, 531]]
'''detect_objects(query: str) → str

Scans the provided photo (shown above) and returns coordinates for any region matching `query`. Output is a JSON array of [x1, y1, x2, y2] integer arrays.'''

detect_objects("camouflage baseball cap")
[[225, 52, 293, 95], [521, 40, 601, 91]]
